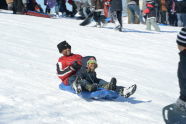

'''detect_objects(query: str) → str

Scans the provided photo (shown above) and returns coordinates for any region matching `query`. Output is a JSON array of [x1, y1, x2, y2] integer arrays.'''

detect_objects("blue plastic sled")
[[59, 83, 119, 100]]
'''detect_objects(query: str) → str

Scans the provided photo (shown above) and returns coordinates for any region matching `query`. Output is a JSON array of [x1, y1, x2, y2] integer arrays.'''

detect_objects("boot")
[[109, 77, 117, 90], [72, 79, 82, 94], [122, 84, 137, 98]]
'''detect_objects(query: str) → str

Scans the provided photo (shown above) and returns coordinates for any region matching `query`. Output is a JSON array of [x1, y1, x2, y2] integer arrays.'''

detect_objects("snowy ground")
[[0, 10, 182, 124]]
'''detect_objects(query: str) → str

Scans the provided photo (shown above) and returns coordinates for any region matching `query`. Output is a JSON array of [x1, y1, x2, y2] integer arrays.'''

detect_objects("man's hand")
[[71, 61, 81, 71]]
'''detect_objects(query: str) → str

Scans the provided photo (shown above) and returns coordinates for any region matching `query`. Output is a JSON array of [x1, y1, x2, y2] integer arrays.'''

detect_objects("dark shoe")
[[119, 27, 122, 32], [109, 77, 117, 90]]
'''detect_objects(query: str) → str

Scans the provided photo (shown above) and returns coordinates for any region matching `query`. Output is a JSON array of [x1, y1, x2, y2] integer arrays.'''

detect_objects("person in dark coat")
[[75, 57, 115, 92], [73, 57, 137, 98], [143, 0, 160, 31], [110, 0, 123, 31], [166, 0, 177, 26], [176, 27, 186, 111], [0, 0, 8, 10], [175, 0, 186, 27], [13, 0, 25, 14], [158, 0, 168, 24]]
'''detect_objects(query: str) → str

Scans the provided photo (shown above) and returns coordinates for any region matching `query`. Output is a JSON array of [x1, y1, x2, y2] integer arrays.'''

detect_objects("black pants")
[[178, 50, 186, 102], [116, 11, 122, 27], [93, 12, 102, 24], [0, 0, 8, 9], [160, 11, 167, 24], [168, 12, 177, 26], [45, 5, 51, 13]]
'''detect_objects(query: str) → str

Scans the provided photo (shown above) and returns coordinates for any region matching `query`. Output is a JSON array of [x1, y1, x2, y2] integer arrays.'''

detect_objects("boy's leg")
[[98, 78, 117, 90], [84, 83, 97, 92], [150, 17, 160, 32], [98, 79, 110, 89], [78, 79, 97, 92], [70, 75, 82, 93]]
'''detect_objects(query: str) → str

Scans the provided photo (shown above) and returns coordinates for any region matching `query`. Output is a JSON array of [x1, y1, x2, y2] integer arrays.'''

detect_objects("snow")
[[0, 10, 182, 124]]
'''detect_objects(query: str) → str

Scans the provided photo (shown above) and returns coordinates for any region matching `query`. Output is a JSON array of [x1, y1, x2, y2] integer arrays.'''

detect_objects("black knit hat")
[[177, 27, 186, 47], [57, 41, 71, 53]]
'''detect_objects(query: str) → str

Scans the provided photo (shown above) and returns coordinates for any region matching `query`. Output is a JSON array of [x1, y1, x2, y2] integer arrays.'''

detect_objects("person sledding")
[[56, 41, 83, 87], [73, 57, 137, 98]]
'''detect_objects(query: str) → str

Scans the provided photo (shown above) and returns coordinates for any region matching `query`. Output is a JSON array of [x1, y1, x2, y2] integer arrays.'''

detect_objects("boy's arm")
[[56, 62, 76, 82]]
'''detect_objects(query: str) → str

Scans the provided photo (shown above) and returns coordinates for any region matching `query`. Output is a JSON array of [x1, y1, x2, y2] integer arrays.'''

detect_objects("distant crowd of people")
[[0, 0, 185, 29]]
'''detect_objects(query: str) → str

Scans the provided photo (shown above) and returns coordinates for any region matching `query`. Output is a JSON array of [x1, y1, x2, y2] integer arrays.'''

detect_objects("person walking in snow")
[[175, 0, 186, 27], [175, 27, 186, 111], [127, 0, 144, 24], [56, 41, 83, 86], [143, 0, 160, 31], [73, 57, 137, 98], [110, 0, 123, 31]]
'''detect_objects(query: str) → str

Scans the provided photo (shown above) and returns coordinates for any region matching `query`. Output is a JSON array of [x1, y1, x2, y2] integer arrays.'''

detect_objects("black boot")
[[109, 77, 117, 90]]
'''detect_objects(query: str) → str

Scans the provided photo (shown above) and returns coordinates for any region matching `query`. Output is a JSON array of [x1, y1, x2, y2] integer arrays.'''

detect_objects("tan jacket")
[[159, 0, 167, 11], [6, 0, 13, 4]]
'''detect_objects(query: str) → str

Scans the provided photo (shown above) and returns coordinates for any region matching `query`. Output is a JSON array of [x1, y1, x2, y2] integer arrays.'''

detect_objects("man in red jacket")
[[56, 41, 82, 86]]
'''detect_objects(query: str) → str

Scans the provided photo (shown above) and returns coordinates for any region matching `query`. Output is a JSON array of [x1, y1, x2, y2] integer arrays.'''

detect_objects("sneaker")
[[175, 98, 186, 112], [122, 84, 137, 98], [115, 25, 123, 32], [109, 77, 117, 90], [72, 80, 82, 94], [119, 27, 123, 32]]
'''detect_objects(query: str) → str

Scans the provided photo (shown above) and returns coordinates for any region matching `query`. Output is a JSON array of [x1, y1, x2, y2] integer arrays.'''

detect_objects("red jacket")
[[57, 54, 82, 85]]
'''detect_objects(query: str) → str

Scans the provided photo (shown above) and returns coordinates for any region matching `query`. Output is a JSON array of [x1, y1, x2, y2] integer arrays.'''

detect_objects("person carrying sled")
[[73, 57, 137, 98], [56, 41, 82, 86], [175, 27, 186, 111], [143, 0, 160, 31]]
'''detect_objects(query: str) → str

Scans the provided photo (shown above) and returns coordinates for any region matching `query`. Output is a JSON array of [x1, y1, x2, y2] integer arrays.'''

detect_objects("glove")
[[71, 61, 81, 71]]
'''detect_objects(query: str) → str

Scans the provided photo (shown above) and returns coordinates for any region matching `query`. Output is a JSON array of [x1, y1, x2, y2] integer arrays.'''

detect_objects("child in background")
[[143, 0, 160, 31]]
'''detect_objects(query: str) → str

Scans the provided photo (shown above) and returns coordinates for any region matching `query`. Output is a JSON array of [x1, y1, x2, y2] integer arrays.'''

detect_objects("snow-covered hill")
[[0, 10, 182, 124]]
